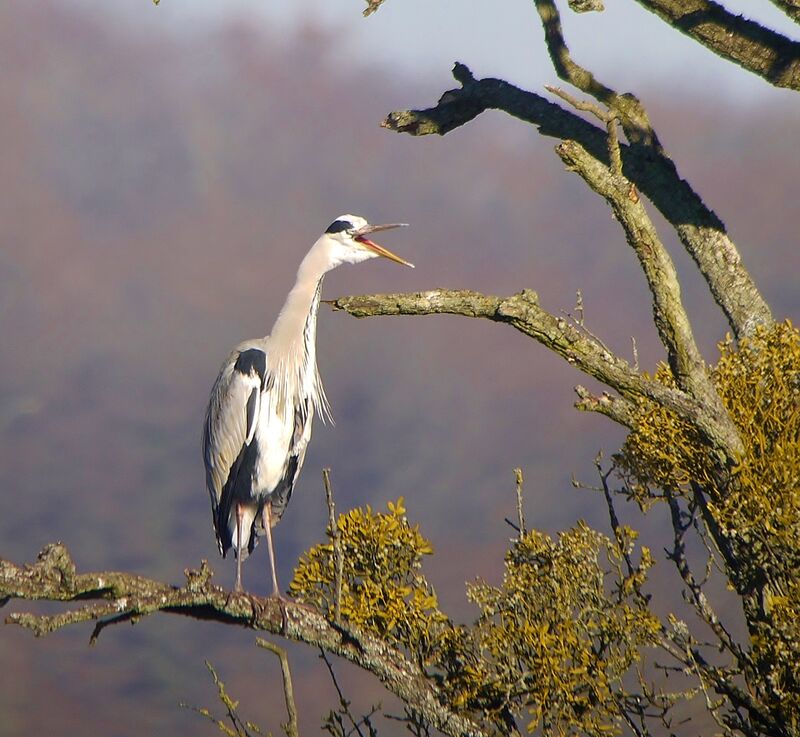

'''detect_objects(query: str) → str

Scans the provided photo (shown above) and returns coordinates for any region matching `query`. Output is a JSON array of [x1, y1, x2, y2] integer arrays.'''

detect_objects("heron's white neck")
[[269, 240, 331, 349], [268, 241, 332, 419]]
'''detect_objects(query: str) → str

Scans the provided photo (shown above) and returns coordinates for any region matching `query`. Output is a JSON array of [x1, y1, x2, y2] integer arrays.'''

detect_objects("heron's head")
[[320, 214, 414, 270]]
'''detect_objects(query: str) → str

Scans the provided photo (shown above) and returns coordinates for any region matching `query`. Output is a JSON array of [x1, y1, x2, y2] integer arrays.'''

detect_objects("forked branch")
[[0, 544, 486, 737], [554, 139, 733, 429], [382, 64, 772, 338], [329, 289, 743, 459]]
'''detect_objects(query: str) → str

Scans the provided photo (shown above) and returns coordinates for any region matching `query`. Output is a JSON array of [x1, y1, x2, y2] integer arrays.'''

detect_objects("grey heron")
[[202, 215, 412, 594]]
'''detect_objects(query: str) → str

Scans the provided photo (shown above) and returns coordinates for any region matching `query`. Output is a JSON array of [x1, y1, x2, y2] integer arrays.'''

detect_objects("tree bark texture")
[[0, 544, 487, 737], [382, 64, 773, 339], [329, 289, 743, 459], [633, 0, 800, 90]]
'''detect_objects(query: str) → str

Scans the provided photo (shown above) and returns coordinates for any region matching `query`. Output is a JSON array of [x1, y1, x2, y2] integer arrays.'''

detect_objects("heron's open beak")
[[354, 223, 414, 268]]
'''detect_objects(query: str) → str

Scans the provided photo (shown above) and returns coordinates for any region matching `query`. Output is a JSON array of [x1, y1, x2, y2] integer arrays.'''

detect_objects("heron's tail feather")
[[218, 502, 258, 560]]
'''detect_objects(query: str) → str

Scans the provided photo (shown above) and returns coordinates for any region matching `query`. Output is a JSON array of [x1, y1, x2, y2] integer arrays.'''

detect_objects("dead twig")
[[256, 638, 299, 737], [545, 84, 622, 175], [514, 468, 526, 539], [319, 648, 380, 737], [323, 468, 344, 624]]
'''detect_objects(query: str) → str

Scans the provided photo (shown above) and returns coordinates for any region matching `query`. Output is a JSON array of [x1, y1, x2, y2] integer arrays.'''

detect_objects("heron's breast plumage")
[[253, 391, 299, 496]]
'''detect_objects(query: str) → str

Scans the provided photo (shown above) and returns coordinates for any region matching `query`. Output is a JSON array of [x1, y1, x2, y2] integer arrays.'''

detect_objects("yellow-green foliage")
[[715, 322, 800, 719], [292, 501, 662, 735], [756, 576, 800, 719], [620, 321, 800, 532], [616, 362, 712, 504], [712, 322, 800, 549], [443, 523, 660, 736], [289, 498, 448, 653], [618, 321, 800, 719]]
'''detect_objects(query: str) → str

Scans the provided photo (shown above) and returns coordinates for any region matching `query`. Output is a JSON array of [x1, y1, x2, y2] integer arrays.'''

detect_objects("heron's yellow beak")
[[355, 223, 414, 268]]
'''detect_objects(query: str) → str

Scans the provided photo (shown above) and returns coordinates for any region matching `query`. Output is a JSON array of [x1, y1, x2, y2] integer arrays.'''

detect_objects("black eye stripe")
[[326, 219, 353, 234]]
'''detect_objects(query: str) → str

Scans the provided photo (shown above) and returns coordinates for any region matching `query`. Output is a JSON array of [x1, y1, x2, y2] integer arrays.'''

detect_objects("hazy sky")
[[105, 0, 800, 104]]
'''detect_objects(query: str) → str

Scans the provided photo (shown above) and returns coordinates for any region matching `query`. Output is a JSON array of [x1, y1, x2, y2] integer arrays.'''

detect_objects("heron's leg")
[[262, 504, 281, 597], [234, 502, 244, 593]]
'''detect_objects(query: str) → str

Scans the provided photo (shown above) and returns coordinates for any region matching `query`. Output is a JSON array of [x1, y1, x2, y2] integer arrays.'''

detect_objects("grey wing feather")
[[269, 395, 314, 523], [202, 347, 266, 534]]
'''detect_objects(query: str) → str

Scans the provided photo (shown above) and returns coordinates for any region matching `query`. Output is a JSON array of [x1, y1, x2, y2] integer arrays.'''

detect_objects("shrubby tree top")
[[2, 1, 799, 736]]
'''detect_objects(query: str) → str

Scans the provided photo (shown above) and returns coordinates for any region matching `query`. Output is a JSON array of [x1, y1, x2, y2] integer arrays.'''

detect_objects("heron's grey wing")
[[269, 395, 314, 523], [202, 347, 267, 549]]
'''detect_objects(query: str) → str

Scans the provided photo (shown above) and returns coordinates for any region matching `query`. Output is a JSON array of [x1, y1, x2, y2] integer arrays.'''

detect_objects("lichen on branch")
[[0, 542, 486, 737], [329, 289, 743, 460]]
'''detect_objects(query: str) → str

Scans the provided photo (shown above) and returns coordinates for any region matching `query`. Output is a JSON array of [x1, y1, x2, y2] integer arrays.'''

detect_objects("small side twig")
[[514, 468, 526, 539], [181, 661, 265, 737], [595, 455, 636, 577], [385, 707, 432, 737], [256, 639, 299, 737], [319, 648, 379, 737], [504, 468, 527, 538], [574, 385, 637, 428], [545, 84, 622, 175], [323, 468, 344, 624], [559, 293, 615, 358]]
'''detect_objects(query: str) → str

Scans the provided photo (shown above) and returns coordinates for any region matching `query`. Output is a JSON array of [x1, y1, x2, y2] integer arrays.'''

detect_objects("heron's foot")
[[227, 589, 270, 626], [268, 591, 291, 634]]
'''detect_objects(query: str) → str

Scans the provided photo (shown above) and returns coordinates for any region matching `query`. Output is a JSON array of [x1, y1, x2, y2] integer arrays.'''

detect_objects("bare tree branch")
[[554, 139, 737, 451], [767, 0, 800, 24], [534, 0, 660, 147], [381, 64, 773, 338], [545, 85, 623, 174], [329, 289, 743, 458], [256, 639, 299, 737], [0, 544, 487, 737], [514, 468, 526, 539], [554, 141, 699, 382], [664, 492, 743, 660], [632, 0, 800, 90], [322, 468, 344, 625], [531, 0, 776, 340], [574, 385, 638, 427]]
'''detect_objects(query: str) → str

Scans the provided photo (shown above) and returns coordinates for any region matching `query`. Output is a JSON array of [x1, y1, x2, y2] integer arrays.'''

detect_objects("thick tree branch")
[[574, 385, 638, 427], [534, 0, 661, 147], [554, 139, 737, 447], [767, 0, 800, 24], [531, 0, 775, 339], [0, 544, 486, 737], [329, 289, 743, 458], [557, 142, 698, 373], [382, 64, 772, 339], [633, 0, 800, 90]]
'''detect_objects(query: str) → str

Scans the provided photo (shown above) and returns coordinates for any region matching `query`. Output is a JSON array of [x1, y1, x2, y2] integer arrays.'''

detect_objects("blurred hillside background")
[[0, 1, 798, 735]]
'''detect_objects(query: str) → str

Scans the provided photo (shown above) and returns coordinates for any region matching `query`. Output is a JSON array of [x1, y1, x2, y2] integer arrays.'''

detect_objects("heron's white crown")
[[315, 214, 413, 270], [324, 214, 372, 266]]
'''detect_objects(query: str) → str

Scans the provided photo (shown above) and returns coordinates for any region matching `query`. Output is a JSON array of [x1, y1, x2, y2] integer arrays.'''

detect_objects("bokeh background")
[[1, 1, 798, 734]]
